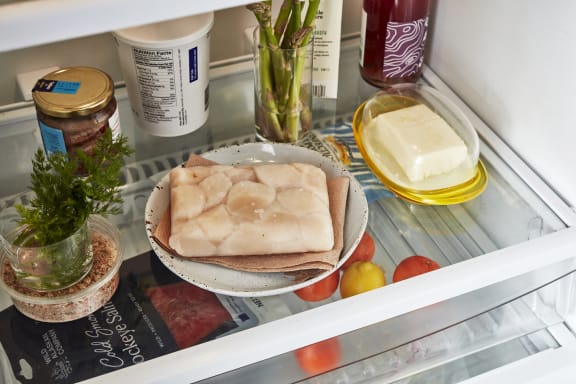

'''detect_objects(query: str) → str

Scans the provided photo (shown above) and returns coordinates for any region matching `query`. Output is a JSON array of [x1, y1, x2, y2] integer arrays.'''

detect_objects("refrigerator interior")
[[1, 1, 576, 383]]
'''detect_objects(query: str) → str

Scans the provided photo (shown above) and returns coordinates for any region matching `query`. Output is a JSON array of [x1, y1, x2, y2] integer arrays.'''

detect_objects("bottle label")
[[311, 0, 344, 99], [383, 17, 428, 78], [189, 47, 198, 83], [33, 79, 81, 94], [38, 121, 67, 156], [129, 36, 209, 134], [359, 10, 367, 68], [108, 105, 122, 140]]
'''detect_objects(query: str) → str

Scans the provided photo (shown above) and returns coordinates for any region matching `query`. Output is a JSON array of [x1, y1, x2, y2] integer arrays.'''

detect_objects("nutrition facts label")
[[133, 48, 180, 123]]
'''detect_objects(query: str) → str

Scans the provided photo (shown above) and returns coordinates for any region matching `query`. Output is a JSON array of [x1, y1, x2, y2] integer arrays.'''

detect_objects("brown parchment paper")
[[152, 154, 349, 276]]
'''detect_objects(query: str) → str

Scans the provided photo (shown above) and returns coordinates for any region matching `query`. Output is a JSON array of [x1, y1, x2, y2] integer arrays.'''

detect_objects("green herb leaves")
[[16, 130, 133, 246]]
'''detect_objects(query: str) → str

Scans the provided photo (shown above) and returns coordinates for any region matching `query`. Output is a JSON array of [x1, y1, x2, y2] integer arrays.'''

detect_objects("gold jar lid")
[[32, 67, 114, 118]]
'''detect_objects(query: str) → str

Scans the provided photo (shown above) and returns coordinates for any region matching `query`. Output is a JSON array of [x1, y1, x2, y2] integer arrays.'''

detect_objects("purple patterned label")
[[383, 18, 428, 78]]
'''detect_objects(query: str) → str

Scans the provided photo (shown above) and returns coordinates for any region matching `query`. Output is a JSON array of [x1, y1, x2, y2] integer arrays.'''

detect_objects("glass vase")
[[1, 209, 92, 291], [253, 26, 314, 143]]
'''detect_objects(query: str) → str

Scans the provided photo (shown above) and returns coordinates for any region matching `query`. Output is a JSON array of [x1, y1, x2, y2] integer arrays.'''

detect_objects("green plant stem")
[[15, 130, 133, 245], [299, 85, 312, 130], [248, 1, 320, 142], [284, 26, 313, 141], [248, 2, 286, 93], [258, 29, 285, 141], [291, 1, 303, 35], [302, 0, 320, 45], [274, 0, 292, 41], [248, 3, 286, 141], [280, 1, 317, 139], [275, 1, 299, 107], [281, 0, 300, 48]]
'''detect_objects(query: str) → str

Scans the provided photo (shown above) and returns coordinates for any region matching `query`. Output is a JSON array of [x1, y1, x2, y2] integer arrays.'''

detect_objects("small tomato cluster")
[[292, 232, 442, 376], [294, 232, 442, 302], [294, 231, 381, 301]]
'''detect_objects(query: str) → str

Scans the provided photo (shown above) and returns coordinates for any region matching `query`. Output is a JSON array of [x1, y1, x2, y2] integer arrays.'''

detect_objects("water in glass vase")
[[1, 219, 93, 291]]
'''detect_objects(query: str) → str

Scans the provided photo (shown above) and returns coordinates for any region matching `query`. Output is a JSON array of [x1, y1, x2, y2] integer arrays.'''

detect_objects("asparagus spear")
[[247, 3, 286, 86], [287, 0, 318, 134], [248, 1, 321, 142], [274, 0, 292, 41], [285, 0, 320, 140], [281, 0, 303, 49], [284, 26, 313, 141], [302, 0, 320, 45], [248, 3, 285, 140], [257, 28, 285, 141]]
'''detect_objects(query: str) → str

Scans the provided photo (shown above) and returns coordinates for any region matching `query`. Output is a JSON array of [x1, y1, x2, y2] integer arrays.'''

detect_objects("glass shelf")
[[0, 40, 575, 384]]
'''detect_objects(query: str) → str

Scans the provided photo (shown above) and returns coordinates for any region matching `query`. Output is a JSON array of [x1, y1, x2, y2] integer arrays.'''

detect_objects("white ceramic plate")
[[145, 143, 369, 297]]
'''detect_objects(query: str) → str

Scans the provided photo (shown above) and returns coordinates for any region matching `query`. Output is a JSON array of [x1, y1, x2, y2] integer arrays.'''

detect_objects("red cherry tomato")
[[295, 337, 341, 375], [393, 255, 440, 283], [341, 231, 375, 270], [294, 271, 339, 302]]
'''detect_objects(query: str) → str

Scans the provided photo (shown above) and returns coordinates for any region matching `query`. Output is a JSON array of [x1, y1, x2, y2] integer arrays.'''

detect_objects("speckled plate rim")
[[352, 102, 488, 206], [144, 143, 369, 297]]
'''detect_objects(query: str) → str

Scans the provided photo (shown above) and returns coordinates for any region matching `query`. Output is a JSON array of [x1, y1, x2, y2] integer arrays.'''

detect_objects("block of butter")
[[372, 104, 468, 182]]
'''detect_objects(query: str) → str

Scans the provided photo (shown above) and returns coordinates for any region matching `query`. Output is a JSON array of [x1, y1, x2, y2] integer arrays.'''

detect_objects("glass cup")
[[253, 26, 314, 143], [1, 207, 92, 291]]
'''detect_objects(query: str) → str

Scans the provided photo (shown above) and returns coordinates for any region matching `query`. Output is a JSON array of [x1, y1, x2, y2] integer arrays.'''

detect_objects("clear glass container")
[[0, 215, 122, 322], [0, 207, 92, 291], [253, 27, 313, 143], [32, 66, 121, 174], [353, 83, 486, 205]]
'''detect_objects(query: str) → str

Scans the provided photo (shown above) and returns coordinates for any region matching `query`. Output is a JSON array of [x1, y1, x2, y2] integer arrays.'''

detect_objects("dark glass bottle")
[[360, 0, 431, 87]]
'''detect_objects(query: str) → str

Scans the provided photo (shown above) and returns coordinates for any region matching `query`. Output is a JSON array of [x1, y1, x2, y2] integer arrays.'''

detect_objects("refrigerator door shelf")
[[194, 259, 576, 384], [75, 253, 576, 383], [461, 327, 576, 384]]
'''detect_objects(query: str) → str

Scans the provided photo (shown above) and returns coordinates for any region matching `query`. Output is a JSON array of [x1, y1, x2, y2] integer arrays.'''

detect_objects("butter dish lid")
[[352, 83, 487, 205]]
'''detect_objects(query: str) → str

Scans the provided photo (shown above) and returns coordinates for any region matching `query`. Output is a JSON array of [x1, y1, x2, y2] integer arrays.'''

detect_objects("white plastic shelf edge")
[[80, 226, 576, 384], [0, 0, 254, 52]]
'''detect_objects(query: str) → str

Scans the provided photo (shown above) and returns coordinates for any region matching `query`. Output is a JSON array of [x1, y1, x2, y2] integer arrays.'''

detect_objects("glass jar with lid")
[[360, 0, 431, 87], [32, 66, 121, 171]]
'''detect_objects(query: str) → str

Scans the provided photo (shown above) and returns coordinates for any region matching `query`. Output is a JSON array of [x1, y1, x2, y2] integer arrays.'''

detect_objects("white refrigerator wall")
[[427, 0, 576, 209]]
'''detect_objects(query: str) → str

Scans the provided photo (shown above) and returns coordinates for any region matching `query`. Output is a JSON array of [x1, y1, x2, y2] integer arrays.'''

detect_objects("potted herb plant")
[[0, 130, 133, 291]]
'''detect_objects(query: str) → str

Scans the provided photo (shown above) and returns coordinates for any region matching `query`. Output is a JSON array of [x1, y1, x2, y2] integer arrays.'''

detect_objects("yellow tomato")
[[339, 261, 386, 298]]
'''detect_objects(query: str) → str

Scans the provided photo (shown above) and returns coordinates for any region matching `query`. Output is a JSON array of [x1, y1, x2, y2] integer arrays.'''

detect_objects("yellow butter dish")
[[352, 83, 487, 205]]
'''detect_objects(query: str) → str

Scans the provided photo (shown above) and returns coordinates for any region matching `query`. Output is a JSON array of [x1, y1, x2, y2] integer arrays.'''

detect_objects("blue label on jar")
[[188, 47, 198, 83], [33, 79, 80, 94], [38, 121, 67, 155]]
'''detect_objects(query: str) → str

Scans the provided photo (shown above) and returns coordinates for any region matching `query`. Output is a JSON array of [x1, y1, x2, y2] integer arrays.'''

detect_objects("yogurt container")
[[114, 13, 214, 137]]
